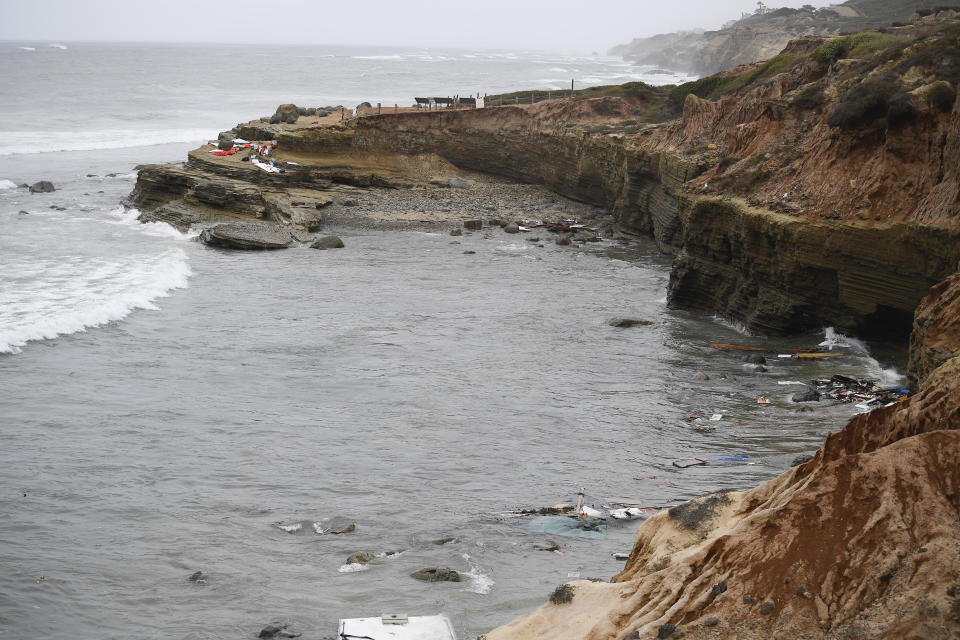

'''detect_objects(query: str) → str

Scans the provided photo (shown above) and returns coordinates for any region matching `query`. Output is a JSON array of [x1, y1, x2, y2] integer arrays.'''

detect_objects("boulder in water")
[[410, 567, 462, 582], [199, 222, 293, 250], [258, 622, 301, 639], [346, 551, 374, 565], [609, 318, 652, 328], [792, 387, 821, 403], [310, 235, 344, 250], [29, 181, 55, 193], [504, 222, 520, 234]]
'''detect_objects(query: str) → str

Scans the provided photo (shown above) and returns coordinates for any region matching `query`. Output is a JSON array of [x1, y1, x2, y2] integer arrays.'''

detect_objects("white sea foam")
[[337, 562, 370, 573], [103, 205, 201, 239], [48, 43, 68, 50], [818, 326, 866, 351], [275, 522, 303, 533], [0, 128, 215, 156], [460, 554, 494, 594], [0, 247, 191, 354], [820, 328, 905, 386], [0, 179, 17, 190], [711, 315, 755, 336], [18, 47, 36, 52], [353, 55, 402, 60]]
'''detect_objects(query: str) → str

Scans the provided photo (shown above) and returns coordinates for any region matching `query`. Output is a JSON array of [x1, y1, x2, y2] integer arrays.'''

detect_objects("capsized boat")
[[339, 614, 456, 639]]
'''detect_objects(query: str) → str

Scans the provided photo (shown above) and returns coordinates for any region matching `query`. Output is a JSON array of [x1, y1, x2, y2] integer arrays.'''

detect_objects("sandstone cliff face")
[[609, 1, 928, 75], [346, 47, 960, 338]]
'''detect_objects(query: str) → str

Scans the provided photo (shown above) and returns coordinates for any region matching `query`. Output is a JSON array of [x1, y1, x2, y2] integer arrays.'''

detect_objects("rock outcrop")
[[270, 103, 299, 125]]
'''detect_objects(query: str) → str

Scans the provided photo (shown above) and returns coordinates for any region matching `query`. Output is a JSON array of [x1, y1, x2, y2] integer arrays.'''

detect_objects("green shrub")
[[813, 32, 908, 66], [886, 92, 918, 125], [792, 83, 825, 110], [717, 156, 741, 172], [927, 81, 957, 111], [829, 75, 900, 128]]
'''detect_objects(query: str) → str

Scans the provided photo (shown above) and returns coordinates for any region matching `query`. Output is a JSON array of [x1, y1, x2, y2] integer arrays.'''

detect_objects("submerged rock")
[[258, 622, 301, 639], [449, 228, 463, 236], [310, 235, 344, 250], [609, 318, 653, 328], [199, 222, 293, 250], [504, 222, 520, 234], [792, 387, 821, 403], [410, 567, 462, 582]]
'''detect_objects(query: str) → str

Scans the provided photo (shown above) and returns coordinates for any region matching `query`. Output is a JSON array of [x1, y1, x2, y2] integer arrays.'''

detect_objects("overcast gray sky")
[[2, 0, 835, 51]]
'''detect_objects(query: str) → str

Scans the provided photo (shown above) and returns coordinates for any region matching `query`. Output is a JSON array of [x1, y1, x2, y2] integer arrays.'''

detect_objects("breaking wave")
[[0, 247, 191, 354], [0, 128, 214, 156], [460, 554, 494, 594]]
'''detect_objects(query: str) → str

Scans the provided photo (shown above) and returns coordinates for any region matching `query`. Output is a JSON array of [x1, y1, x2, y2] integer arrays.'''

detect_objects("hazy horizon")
[[3, 0, 837, 53]]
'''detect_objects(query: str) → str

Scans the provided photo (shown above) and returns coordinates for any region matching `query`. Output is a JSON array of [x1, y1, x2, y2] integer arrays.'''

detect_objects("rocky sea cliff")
[[129, 15, 960, 639]]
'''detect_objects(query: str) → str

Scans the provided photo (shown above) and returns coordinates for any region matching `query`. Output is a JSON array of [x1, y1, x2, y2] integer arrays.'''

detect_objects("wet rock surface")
[[29, 181, 55, 193], [310, 235, 344, 250], [199, 222, 293, 250], [410, 567, 462, 582]]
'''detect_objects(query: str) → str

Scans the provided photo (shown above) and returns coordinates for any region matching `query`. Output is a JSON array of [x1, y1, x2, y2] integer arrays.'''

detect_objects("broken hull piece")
[[528, 515, 606, 539], [339, 614, 456, 640], [709, 343, 767, 352], [608, 507, 656, 520]]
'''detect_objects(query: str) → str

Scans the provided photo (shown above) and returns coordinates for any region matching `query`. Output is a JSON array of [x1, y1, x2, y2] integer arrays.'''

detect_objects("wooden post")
[[571, 79, 574, 98], [340, 108, 344, 120], [395, 104, 398, 113], [377, 103, 381, 115]]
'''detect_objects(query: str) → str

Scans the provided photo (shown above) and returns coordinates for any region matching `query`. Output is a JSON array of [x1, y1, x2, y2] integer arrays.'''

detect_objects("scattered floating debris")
[[757, 396, 771, 404], [792, 352, 843, 360], [708, 454, 749, 462], [710, 343, 767, 352], [811, 375, 909, 408], [673, 458, 707, 468]]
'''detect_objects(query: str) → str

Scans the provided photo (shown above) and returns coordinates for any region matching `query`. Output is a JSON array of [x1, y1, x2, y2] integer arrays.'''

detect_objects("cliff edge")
[[608, 0, 950, 76]]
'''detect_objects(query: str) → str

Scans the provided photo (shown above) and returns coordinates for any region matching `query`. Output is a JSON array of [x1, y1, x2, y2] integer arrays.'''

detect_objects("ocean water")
[[0, 43, 901, 639]]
